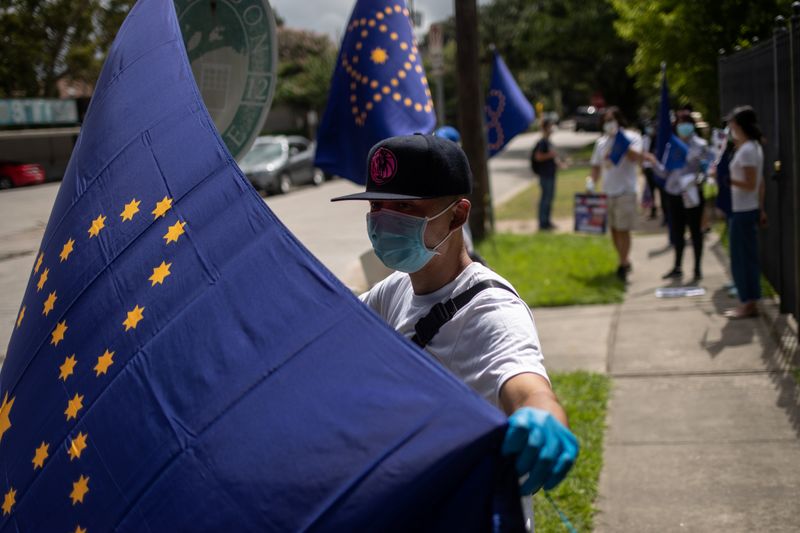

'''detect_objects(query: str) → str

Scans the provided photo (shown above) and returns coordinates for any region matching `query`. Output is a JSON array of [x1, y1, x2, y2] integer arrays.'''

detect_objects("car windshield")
[[240, 142, 283, 165]]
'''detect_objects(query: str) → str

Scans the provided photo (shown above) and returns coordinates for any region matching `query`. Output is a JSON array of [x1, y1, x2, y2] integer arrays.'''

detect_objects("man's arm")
[[590, 164, 600, 186], [499, 372, 568, 426]]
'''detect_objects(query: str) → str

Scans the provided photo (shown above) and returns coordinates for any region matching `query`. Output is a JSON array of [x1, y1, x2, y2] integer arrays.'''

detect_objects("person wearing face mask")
[[332, 134, 578, 521], [589, 107, 644, 282], [645, 110, 711, 283], [723, 106, 766, 319]]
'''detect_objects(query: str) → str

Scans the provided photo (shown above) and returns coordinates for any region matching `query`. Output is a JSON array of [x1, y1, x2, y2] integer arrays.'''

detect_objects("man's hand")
[[501, 407, 579, 495]]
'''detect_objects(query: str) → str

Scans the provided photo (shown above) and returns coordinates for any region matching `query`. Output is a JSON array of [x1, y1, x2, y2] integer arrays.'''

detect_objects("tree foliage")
[[272, 27, 337, 113], [610, 0, 794, 123], [422, 0, 638, 126], [0, 0, 136, 97]]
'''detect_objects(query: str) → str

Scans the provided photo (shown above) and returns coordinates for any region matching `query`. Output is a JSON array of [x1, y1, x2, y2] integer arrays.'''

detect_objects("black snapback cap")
[[331, 134, 473, 201]]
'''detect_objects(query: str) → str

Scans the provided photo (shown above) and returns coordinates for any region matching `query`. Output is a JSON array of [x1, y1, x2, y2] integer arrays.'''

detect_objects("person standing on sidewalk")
[[724, 106, 766, 319], [332, 134, 579, 512], [531, 118, 559, 231], [647, 110, 711, 284], [590, 107, 643, 282]]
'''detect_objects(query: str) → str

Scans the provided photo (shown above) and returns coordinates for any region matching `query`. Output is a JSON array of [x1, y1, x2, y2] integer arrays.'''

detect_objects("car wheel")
[[311, 168, 324, 186], [0, 176, 12, 190], [278, 173, 291, 194]]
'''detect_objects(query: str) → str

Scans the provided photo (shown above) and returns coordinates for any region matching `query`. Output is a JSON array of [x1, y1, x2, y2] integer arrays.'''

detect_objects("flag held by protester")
[[608, 129, 632, 165], [0, 0, 523, 531], [315, 0, 436, 184], [485, 52, 535, 157], [662, 134, 689, 171]]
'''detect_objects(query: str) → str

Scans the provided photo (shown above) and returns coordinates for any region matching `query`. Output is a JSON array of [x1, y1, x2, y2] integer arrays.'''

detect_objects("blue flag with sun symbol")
[[485, 52, 535, 157], [315, 0, 436, 184], [0, 0, 524, 531]]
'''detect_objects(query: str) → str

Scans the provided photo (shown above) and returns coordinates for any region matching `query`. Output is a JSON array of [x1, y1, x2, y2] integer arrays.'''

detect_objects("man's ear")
[[450, 199, 471, 231]]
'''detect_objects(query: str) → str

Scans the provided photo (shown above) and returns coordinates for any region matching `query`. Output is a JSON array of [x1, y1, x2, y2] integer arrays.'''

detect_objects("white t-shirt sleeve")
[[629, 131, 643, 152], [737, 141, 760, 167], [441, 291, 549, 406]]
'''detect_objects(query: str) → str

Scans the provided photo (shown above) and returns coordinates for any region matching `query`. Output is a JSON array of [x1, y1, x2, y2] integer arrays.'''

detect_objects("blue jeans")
[[538, 173, 556, 228], [729, 210, 761, 303]]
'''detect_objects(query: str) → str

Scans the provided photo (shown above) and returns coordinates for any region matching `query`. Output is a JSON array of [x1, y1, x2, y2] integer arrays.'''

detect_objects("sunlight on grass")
[[496, 166, 591, 222], [477, 232, 624, 307]]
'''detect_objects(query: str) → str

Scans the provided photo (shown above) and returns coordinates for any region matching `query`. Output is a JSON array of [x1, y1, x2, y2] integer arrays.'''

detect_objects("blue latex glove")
[[501, 407, 579, 495]]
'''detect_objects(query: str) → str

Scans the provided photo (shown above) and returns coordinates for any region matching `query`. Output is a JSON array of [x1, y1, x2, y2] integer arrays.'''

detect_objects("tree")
[[272, 27, 336, 116], [0, 0, 136, 98], [610, 0, 794, 123], [421, 0, 638, 125]]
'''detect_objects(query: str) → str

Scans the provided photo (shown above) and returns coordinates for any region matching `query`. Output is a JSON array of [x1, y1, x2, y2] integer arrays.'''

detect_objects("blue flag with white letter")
[[315, 0, 436, 184], [0, 1, 523, 531], [608, 129, 632, 165], [485, 52, 535, 157]]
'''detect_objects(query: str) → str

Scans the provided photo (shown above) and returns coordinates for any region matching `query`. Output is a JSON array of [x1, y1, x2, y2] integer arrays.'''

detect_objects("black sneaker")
[[662, 268, 683, 280], [616, 265, 627, 282]]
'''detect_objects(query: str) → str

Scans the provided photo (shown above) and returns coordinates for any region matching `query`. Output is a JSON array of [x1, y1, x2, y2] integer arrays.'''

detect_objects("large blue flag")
[[315, 0, 436, 184], [485, 52, 535, 157], [0, 1, 523, 531], [654, 63, 672, 161]]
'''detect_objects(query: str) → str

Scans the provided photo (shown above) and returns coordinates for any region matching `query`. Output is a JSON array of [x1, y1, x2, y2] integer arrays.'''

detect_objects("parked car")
[[239, 135, 324, 195], [571, 106, 604, 132], [0, 161, 46, 190]]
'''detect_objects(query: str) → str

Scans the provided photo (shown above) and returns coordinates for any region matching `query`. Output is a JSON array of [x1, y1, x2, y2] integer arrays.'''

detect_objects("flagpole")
[[455, 0, 492, 240]]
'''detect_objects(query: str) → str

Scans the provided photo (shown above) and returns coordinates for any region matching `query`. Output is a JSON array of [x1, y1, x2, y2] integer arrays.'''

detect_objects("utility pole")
[[455, 0, 492, 241]]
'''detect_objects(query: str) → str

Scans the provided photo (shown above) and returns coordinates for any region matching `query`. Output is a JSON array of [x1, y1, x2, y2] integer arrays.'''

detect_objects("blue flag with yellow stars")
[[655, 64, 672, 162], [314, 0, 436, 184], [0, 0, 524, 531], [485, 52, 535, 157]]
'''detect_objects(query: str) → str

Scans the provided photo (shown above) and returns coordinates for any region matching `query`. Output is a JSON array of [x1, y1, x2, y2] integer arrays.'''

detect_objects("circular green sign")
[[174, 0, 278, 161]]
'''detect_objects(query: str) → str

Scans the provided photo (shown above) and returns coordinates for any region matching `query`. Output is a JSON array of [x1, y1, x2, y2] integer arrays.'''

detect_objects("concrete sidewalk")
[[579, 231, 800, 532]]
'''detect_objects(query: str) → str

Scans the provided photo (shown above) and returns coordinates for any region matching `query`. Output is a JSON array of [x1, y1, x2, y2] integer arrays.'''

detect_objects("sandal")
[[723, 306, 758, 319]]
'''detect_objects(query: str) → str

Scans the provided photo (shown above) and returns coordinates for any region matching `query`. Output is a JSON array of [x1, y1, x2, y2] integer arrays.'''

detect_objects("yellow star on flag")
[[94, 349, 114, 376], [15, 306, 25, 329], [43, 291, 57, 316], [152, 196, 173, 219], [34, 252, 43, 274], [371, 47, 389, 64], [70, 475, 89, 505], [51, 320, 67, 346], [120, 198, 141, 221], [163, 220, 186, 244], [36, 267, 49, 291], [1, 487, 15, 516], [65, 393, 84, 421], [59, 354, 77, 381], [123, 305, 144, 331], [88, 215, 106, 238], [68, 432, 88, 460], [0, 392, 14, 444], [60, 238, 75, 262], [32, 442, 49, 469], [149, 261, 172, 286], [75, 526, 87, 533]]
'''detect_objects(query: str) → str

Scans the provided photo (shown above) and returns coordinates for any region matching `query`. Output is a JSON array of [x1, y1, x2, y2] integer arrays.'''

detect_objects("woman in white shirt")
[[725, 106, 766, 319]]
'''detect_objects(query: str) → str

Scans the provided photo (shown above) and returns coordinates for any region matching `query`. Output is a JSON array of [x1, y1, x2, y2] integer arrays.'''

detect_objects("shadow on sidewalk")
[[701, 278, 800, 441]]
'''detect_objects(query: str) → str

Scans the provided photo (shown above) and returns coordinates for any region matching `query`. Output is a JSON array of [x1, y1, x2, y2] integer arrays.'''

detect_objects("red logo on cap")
[[370, 147, 397, 185]]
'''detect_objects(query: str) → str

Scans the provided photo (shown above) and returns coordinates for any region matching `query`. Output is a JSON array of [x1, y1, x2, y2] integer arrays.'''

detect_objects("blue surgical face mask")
[[367, 201, 458, 273], [677, 122, 695, 138]]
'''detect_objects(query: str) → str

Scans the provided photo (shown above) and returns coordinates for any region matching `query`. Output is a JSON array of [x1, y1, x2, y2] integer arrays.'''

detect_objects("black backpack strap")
[[411, 279, 516, 348]]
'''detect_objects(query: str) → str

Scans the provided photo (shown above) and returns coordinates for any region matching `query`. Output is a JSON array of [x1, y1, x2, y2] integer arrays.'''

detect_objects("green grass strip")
[[532, 371, 611, 532], [476, 233, 624, 307]]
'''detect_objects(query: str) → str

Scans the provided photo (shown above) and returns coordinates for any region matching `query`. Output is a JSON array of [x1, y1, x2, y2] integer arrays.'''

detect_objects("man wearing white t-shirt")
[[332, 134, 578, 525], [590, 107, 643, 282]]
